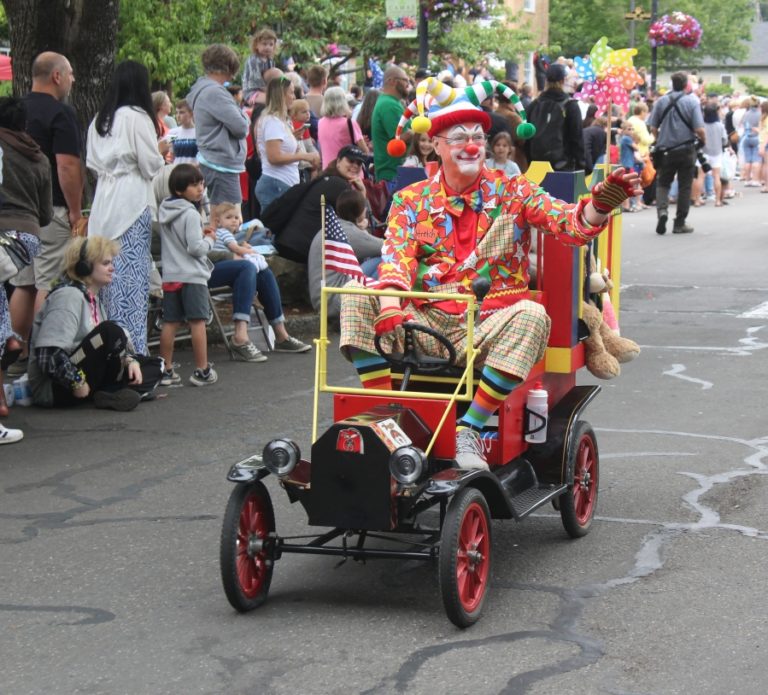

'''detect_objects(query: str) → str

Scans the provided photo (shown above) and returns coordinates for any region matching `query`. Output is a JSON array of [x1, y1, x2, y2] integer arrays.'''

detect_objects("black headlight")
[[262, 439, 301, 477], [389, 445, 426, 485]]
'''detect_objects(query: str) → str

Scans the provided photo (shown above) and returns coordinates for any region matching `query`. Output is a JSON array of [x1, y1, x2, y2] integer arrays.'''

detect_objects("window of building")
[[721, 74, 733, 86], [524, 0, 536, 12]]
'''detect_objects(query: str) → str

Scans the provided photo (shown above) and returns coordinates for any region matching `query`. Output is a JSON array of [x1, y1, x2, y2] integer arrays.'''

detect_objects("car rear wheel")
[[439, 487, 492, 628], [220, 481, 275, 612], [560, 421, 599, 538]]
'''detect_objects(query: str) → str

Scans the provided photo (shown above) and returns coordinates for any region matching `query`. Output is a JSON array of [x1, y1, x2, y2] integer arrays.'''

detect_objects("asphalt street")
[[2, 180, 767, 695]]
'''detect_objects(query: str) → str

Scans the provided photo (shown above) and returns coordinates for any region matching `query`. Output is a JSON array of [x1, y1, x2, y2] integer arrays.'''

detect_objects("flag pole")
[[320, 194, 326, 288], [604, 97, 612, 179]]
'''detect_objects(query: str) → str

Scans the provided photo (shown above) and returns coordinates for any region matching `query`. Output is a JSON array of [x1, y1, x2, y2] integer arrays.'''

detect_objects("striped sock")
[[459, 365, 519, 430], [349, 348, 392, 390]]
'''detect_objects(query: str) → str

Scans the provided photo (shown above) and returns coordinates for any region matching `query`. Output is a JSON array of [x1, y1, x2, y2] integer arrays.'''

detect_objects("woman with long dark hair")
[[86, 60, 165, 355]]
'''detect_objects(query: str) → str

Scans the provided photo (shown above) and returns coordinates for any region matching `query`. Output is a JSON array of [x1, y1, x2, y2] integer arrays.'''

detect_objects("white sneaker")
[[0, 423, 23, 444], [189, 364, 218, 386], [455, 428, 489, 471]]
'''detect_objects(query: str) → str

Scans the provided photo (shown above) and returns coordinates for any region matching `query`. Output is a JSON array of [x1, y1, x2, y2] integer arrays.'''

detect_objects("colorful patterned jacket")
[[378, 168, 606, 315]]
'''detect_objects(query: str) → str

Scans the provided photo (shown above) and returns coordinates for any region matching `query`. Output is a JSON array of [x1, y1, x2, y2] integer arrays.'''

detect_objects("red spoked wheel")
[[560, 421, 599, 538], [220, 481, 275, 612], [439, 487, 492, 628]]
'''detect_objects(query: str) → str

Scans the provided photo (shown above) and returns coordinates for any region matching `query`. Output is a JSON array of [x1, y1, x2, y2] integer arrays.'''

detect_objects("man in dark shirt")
[[525, 64, 585, 172], [7, 52, 83, 377]]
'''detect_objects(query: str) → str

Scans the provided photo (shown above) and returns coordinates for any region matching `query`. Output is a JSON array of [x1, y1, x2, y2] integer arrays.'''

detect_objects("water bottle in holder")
[[524, 381, 548, 443]]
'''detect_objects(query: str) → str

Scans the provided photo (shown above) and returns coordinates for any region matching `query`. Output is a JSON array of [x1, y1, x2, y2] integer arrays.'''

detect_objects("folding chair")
[[207, 286, 274, 360]]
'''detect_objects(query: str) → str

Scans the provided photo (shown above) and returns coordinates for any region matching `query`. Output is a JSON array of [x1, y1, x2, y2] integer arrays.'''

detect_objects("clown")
[[339, 78, 640, 471]]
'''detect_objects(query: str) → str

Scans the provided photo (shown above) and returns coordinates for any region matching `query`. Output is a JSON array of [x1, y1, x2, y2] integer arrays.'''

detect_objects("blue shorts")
[[162, 283, 210, 322]]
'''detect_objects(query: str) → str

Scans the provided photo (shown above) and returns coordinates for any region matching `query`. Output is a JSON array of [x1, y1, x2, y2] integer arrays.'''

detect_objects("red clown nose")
[[463, 143, 481, 156]]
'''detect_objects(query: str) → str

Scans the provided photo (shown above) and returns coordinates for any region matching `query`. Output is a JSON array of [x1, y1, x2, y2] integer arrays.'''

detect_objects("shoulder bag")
[[0, 230, 32, 282]]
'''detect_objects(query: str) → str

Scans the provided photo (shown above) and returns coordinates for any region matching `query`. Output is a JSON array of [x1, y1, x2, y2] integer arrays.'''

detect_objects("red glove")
[[590, 167, 643, 215], [373, 306, 412, 339]]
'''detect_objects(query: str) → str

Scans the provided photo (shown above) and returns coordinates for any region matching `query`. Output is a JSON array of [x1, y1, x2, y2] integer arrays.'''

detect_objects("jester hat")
[[387, 77, 536, 157]]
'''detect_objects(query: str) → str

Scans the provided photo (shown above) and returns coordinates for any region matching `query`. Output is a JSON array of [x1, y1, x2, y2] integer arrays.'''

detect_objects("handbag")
[[720, 150, 735, 182], [0, 230, 32, 282], [362, 177, 391, 225], [640, 153, 656, 187]]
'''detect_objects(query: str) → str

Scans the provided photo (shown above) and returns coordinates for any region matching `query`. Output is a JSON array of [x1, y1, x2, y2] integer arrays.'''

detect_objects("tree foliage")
[[549, 0, 755, 70], [117, 0, 212, 95], [2, 0, 119, 126], [740, 76, 768, 97], [430, 7, 534, 64]]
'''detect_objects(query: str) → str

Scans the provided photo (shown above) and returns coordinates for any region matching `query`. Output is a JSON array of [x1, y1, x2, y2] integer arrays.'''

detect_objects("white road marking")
[[739, 301, 768, 318], [663, 363, 713, 389]]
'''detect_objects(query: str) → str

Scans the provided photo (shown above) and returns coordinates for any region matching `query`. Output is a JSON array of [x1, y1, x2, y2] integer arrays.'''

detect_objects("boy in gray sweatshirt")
[[158, 164, 217, 387]]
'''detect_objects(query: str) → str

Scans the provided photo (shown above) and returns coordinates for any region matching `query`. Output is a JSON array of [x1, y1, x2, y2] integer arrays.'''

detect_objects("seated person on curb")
[[209, 202, 269, 270], [28, 236, 163, 411], [205, 202, 312, 361], [339, 77, 640, 471], [158, 164, 218, 387], [308, 189, 383, 318]]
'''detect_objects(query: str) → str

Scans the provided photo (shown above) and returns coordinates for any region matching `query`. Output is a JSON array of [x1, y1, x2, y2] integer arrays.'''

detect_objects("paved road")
[[2, 182, 767, 695]]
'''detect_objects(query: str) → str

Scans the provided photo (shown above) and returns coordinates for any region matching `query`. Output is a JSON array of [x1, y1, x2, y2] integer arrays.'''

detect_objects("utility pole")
[[624, 2, 652, 49]]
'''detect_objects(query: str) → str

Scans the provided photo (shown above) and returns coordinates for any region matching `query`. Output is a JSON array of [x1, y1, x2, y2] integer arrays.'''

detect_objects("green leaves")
[[549, 0, 755, 70]]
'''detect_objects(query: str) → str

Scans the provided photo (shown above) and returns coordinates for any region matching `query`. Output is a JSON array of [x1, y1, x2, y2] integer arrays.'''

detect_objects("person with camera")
[[647, 72, 705, 235]]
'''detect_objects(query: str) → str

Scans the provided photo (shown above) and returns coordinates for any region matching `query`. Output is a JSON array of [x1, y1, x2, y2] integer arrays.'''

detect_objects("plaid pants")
[[339, 286, 550, 380]]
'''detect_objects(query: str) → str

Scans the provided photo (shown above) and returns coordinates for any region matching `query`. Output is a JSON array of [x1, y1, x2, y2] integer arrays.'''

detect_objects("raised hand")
[[590, 167, 643, 215]]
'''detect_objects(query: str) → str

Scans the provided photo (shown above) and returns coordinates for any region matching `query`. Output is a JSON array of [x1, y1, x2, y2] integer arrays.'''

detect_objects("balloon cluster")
[[648, 12, 702, 49], [573, 37, 643, 117]]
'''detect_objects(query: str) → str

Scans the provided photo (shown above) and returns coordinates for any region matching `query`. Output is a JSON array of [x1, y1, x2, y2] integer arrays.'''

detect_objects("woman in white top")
[[86, 60, 165, 355], [254, 77, 320, 211]]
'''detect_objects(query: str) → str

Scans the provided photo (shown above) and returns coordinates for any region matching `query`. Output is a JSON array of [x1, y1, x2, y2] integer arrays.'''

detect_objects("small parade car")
[[219, 170, 619, 627]]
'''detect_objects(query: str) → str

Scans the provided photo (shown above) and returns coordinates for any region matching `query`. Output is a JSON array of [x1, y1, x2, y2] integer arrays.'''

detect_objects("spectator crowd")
[[2, 33, 767, 446]]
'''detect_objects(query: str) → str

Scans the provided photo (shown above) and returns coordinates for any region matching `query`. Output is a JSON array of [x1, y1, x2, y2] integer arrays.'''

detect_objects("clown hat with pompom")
[[387, 77, 536, 158]]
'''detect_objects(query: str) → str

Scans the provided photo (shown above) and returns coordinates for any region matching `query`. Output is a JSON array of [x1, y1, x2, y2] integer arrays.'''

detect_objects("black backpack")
[[259, 178, 321, 236], [527, 94, 571, 169]]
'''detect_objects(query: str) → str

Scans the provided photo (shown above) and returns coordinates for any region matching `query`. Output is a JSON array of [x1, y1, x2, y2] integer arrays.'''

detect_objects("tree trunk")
[[2, 0, 120, 130]]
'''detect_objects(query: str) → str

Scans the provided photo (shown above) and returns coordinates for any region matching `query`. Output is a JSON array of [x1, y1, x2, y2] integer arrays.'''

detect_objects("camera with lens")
[[695, 138, 712, 173]]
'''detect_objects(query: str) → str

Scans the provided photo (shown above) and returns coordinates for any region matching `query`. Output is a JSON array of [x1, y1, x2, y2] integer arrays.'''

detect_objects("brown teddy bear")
[[582, 302, 640, 379], [581, 253, 640, 379]]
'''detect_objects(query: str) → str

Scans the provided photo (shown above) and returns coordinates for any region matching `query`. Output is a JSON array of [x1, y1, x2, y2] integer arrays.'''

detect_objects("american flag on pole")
[[324, 207, 381, 287]]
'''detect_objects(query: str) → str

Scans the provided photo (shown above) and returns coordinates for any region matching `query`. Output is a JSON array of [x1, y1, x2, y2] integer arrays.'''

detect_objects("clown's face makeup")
[[434, 123, 486, 185]]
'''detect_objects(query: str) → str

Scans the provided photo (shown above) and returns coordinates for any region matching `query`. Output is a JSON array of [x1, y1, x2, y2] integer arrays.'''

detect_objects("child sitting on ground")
[[485, 131, 521, 177], [158, 164, 217, 387], [242, 28, 278, 105], [209, 202, 269, 271]]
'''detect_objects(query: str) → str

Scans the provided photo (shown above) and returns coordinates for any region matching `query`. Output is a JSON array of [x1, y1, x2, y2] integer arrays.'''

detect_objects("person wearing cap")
[[525, 63, 585, 172], [339, 77, 640, 471], [371, 66, 412, 182], [271, 145, 369, 263]]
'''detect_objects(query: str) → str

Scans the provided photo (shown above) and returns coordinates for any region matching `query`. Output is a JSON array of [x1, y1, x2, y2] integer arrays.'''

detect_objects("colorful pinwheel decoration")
[[648, 12, 702, 49], [574, 37, 643, 117]]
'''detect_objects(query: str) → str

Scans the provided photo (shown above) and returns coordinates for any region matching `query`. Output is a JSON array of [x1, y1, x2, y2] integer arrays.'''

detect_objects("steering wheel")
[[374, 321, 457, 391]]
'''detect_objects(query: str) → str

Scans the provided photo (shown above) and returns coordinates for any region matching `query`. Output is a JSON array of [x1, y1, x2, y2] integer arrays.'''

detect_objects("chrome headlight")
[[262, 439, 300, 477], [389, 446, 426, 485]]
